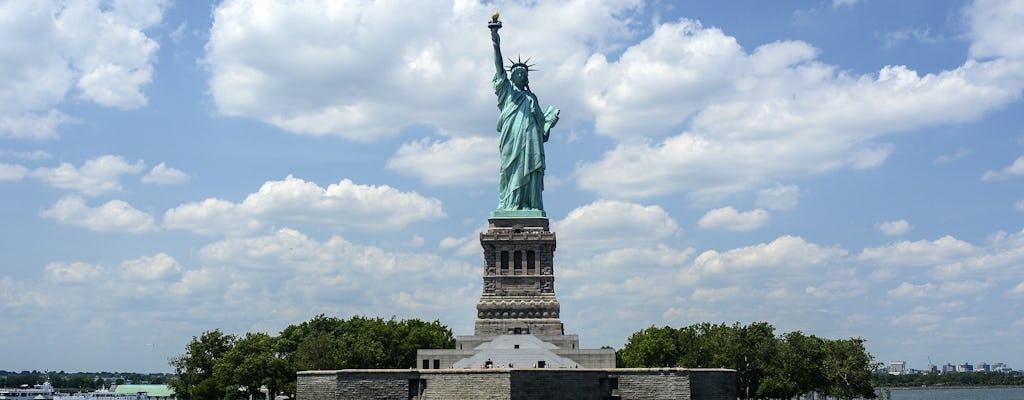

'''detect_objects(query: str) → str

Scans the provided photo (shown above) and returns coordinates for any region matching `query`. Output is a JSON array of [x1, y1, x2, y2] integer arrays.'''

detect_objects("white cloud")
[[832, 0, 861, 8], [0, 111, 76, 140], [890, 313, 941, 330], [31, 155, 145, 196], [1017, 199, 1024, 211], [164, 175, 444, 235], [203, 0, 639, 141], [43, 262, 104, 284], [575, 9, 1024, 199], [581, 20, 745, 139], [1009, 282, 1024, 297], [691, 286, 741, 302], [121, 253, 181, 281], [698, 207, 769, 231], [0, 1, 164, 139], [0, 150, 52, 161], [40, 196, 157, 233], [934, 147, 970, 164], [690, 235, 847, 276], [879, 28, 943, 49], [6, 228, 481, 366], [386, 136, 495, 185], [756, 184, 800, 210], [141, 163, 190, 185], [981, 155, 1024, 181], [848, 144, 893, 169], [888, 282, 935, 299], [439, 224, 487, 257], [552, 200, 679, 252], [0, 163, 29, 181], [859, 235, 977, 267], [876, 219, 912, 236], [966, 0, 1024, 60]]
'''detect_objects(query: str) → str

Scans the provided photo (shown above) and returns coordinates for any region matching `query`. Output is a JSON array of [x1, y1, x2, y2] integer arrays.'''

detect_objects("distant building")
[[941, 363, 957, 373], [976, 362, 990, 372], [926, 363, 938, 374], [992, 362, 1012, 373], [888, 361, 906, 375], [957, 363, 973, 372]]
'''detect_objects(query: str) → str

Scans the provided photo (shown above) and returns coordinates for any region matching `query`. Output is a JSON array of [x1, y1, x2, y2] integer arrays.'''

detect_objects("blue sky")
[[2, 0, 1023, 373]]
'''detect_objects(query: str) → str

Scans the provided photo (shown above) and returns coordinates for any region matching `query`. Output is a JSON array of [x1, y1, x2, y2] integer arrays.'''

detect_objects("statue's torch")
[[488, 11, 502, 30]]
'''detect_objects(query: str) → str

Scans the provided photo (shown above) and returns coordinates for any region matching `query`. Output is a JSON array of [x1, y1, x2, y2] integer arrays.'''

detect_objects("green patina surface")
[[490, 19, 559, 216], [490, 209, 546, 218]]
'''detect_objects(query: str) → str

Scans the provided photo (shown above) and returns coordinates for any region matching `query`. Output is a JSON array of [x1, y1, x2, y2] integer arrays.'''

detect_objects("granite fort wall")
[[297, 368, 735, 400]]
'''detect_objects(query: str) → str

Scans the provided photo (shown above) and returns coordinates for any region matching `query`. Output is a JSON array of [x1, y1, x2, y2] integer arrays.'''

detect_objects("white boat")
[[0, 382, 55, 400]]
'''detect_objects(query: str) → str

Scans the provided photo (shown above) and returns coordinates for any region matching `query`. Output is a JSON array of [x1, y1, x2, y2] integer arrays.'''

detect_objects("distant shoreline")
[[883, 385, 1024, 390]]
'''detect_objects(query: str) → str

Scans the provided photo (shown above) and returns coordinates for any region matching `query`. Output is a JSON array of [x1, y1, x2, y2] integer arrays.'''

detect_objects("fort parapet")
[[298, 368, 736, 400]]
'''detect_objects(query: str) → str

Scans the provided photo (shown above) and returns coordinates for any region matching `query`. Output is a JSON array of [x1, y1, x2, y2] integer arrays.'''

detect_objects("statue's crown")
[[507, 55, 537, 72]]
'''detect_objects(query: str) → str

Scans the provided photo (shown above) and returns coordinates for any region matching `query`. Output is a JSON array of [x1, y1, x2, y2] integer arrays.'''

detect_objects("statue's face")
[[511, 68, 529, 89]]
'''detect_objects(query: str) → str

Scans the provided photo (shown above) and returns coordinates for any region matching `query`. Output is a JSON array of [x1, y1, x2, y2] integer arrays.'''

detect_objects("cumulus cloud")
[[756, 184, 800, 210], [203, 0, 639, 141], [1009, 282, 1024, 297], [691, 286, 741, 302], [164, 175, 444, 235], [887, 282, 935, 299], [141, 163, 190, 185], [31, 155, 145, 196], [859, 235, 977, 267], [439, 224, 487, 257], [1016, 198, 1024, 211], [876, 219, 912, 236], [698, 207, 769, 231], [121, 253, 181, 281], [934, 147, 970, 164], [981, 155, 1024, 181], [40, 196, 157, 233], [0, 163, 29, 181], [552, 200, 679, 251], [0, 150, 52, 161], [890, 312, 941, 330], [0, 1, 164, 139], [689, 235, 847, 277], [966, 0, 1024, 60], [575, 5, 1024, 199], [7, 227, 481, 367], [43, 262, 104, 284], [878, 28, 943, 49], [386, 136, 495, 185]]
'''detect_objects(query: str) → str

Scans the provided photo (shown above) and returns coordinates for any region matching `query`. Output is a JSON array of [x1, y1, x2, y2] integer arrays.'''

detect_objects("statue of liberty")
[[489, 13, 559, 218]]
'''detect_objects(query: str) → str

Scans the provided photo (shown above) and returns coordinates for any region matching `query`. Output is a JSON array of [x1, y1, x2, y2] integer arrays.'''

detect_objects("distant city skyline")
[[2, 0, 1023, 372]]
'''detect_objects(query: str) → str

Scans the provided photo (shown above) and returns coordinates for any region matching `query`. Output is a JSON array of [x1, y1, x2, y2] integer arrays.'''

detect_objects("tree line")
[[0, 371, 169, 390], [616, 322, 878, 400], [873, 370, 1024, 387], [166, 315, 453, 400]]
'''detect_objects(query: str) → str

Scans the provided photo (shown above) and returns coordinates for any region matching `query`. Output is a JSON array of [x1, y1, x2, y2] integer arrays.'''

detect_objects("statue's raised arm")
[[489, 13, 504, 75], [487, 13, 560, 218]]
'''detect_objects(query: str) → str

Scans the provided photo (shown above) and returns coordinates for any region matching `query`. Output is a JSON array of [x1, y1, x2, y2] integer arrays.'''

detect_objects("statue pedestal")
[[490, 209, 546, 218]]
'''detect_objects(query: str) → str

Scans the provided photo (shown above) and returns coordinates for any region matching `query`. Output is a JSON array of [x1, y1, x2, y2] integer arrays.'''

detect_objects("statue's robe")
[[494, 71, 548, 211]]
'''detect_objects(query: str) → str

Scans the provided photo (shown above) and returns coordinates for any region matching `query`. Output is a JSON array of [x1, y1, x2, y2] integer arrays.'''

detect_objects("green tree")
[[277, 315, 453, 371], [168, 329, 237, 400], [212, 333, 290, 400], [758, 331, 826, 399], [822, 337, 877, 399], [617, 326, 680, 368], [173, 315, 456, 399], [734, 322, 778, 399]]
